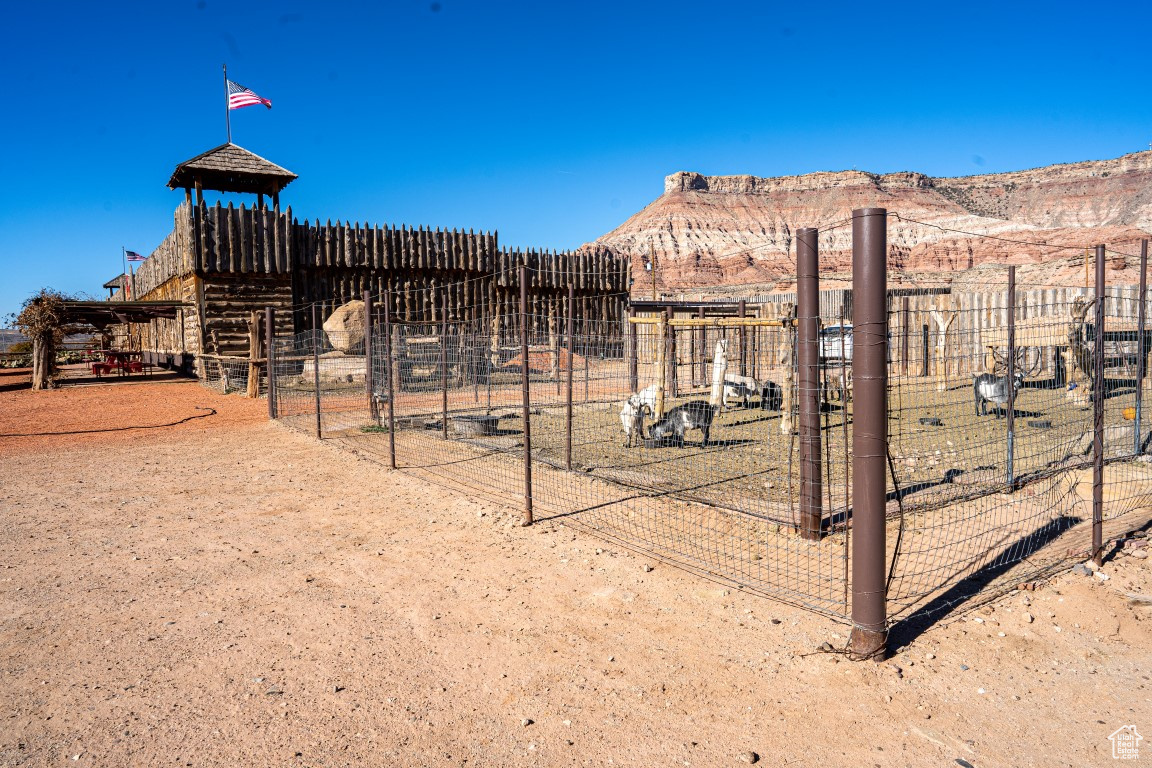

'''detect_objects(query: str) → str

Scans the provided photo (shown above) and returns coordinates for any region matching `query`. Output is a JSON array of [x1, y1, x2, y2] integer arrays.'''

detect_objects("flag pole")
[[121, 247, 127, 302], [223, 63, 231, 144]]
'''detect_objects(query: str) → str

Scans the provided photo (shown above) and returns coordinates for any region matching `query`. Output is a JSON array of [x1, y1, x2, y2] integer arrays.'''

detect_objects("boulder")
[[323, 300, 365, 352]]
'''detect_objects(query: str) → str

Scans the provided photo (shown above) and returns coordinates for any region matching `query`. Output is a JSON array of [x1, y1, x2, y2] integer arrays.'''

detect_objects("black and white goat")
[[973, 371, 1024, 418], [722, 374, 761, 410], [647, 400, 715, 447]]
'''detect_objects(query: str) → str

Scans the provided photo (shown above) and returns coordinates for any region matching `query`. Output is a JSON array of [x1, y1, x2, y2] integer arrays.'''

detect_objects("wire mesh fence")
[[261, 239, 1152, 633]]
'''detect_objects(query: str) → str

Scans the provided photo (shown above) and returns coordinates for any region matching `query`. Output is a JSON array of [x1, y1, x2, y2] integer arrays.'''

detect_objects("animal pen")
[[254, 210, 1152, 654], [255, 211, 1152, 655]]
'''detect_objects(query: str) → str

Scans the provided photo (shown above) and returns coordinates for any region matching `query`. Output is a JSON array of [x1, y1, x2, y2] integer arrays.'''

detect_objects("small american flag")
[[227, 80, 272, 110], [125, 250, 145, 262]]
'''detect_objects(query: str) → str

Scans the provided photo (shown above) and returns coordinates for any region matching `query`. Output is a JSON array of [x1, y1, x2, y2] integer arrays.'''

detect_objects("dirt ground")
[[1, 369, 1151, 767]]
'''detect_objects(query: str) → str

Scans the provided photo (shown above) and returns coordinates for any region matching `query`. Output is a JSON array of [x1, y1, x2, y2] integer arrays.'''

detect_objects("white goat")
[[620, 384, 659, 447]]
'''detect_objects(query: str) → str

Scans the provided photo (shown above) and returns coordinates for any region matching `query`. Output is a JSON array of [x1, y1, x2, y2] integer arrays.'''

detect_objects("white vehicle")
[[819, 324, 853, 361]]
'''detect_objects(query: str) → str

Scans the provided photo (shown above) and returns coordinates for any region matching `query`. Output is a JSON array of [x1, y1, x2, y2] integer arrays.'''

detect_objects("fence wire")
[[263, 265, 1152, 628]]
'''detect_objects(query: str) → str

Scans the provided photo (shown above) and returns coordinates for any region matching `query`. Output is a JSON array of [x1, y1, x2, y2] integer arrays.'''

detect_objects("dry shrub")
[[11, 289, 75, 389]]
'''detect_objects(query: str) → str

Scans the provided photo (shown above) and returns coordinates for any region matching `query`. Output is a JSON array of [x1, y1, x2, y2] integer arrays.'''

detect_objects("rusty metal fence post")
[[311, 302, 322, 440], [1006, 266, 1016, 492], [383, 294, 397, 469], [797, 227, 822, 541], [848, 207, 888, 659], [519, 264, 534, 526], [1092, 244, 1106, 565], [265, 306, 276, 419], [441, 291, 449, 440], [566, 278, 575, 470], [364, 290, 376, 423]]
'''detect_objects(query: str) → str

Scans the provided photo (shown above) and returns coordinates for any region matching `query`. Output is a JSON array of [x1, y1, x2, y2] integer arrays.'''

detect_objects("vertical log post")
[[848, 207, 888, 660], [655, 312, 667, 419], [383, 294, 397, 469], [628, 305, 639, 393], [552, 302, 561, 395], [265, 306, 276, 420], [797, 228, 822, 541], [1136, 239, 1148, 456], [311, 303, 322, 440], [689, 306, 698, 387], [519, 264, 534, 526], [566, 280, 575, 470], [1006, 266, 1017, 493], [666, 306, 677, 398], [364, 290, 377, 423], [697, 307, 707, 386], [901, 296, 910, 377], [245, 311, 261, 399], [1092, 244, 1106, 565], [738, 299, 747, 376]]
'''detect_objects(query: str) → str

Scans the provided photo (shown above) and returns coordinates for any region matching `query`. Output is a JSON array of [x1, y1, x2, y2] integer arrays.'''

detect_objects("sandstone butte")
[[587, 151, 1152, 294]]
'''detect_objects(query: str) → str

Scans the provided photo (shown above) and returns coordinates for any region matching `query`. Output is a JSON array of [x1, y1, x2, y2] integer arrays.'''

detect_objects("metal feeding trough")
[[1027, 420, 1053, 429], [919, 417, 943, 427], [450, 414, 500, 437]]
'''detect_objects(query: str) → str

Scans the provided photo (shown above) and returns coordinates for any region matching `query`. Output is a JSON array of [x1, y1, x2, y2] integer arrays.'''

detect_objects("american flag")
[[227, 80, 272, 110], [125, 250, 145, 262]]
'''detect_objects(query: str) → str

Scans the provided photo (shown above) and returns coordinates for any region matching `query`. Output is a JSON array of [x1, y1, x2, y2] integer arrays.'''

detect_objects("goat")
[[619, 397, 651, 448], [722, 373, 761, 410], [759, 380, 783, 411], [647, 400, 715, 447], [371, 383, 390, 426], [619, 385, 659, 447], [973, 371, 1024, 418]]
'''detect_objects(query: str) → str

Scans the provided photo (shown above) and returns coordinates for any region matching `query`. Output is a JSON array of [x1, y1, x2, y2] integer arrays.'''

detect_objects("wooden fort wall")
[[131, 202, 630, 360]]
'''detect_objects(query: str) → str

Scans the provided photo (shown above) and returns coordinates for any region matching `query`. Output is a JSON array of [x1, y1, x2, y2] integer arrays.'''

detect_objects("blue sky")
[[1, 0, 1149, 321]]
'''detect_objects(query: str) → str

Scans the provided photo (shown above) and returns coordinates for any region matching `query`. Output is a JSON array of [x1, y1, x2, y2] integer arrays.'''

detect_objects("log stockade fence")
[[120, 200, 628, 387], [171, 207, 1152, 658]]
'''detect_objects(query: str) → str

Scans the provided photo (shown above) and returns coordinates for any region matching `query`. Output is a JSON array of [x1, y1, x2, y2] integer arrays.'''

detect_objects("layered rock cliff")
[[590, 152, 1152, 292]]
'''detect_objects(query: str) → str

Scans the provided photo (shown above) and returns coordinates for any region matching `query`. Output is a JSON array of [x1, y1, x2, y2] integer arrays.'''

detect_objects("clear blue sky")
[[1, 0, 1149, 322]]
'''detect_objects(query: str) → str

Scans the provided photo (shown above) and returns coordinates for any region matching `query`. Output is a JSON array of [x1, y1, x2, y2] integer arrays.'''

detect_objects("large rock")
[[323, 300, 366, 352]]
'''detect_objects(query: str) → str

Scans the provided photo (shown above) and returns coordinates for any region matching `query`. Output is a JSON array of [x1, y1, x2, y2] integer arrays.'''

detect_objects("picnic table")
[[91, 351, 146, 377]]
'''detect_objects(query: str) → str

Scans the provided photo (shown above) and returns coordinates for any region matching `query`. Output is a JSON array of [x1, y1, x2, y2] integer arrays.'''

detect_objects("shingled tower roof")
[[168, 142, 297, 207]]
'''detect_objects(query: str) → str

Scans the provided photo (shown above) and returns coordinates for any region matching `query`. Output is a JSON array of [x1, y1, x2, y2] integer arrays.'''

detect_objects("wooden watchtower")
[[167, 142, 297, 211]]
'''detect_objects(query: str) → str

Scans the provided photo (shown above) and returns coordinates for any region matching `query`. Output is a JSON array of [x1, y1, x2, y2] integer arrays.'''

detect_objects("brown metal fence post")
[[566, 279, 575, 470], [1137, 239, 1148, 456], [519, 264, 534, 526], [921, 324, 929, 377], [848, 207, 888, 660], [311, 303, 322, 440], [1092, 244, 1106, 565], [1006, 266, 1016, 493], [265, 306, 276, 420], [797, 228, 822, 541], [628, 305, 639, 393], [383, 295, 397, 469], [441, 290, 449, 440], [364, 290, 376, 422]]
